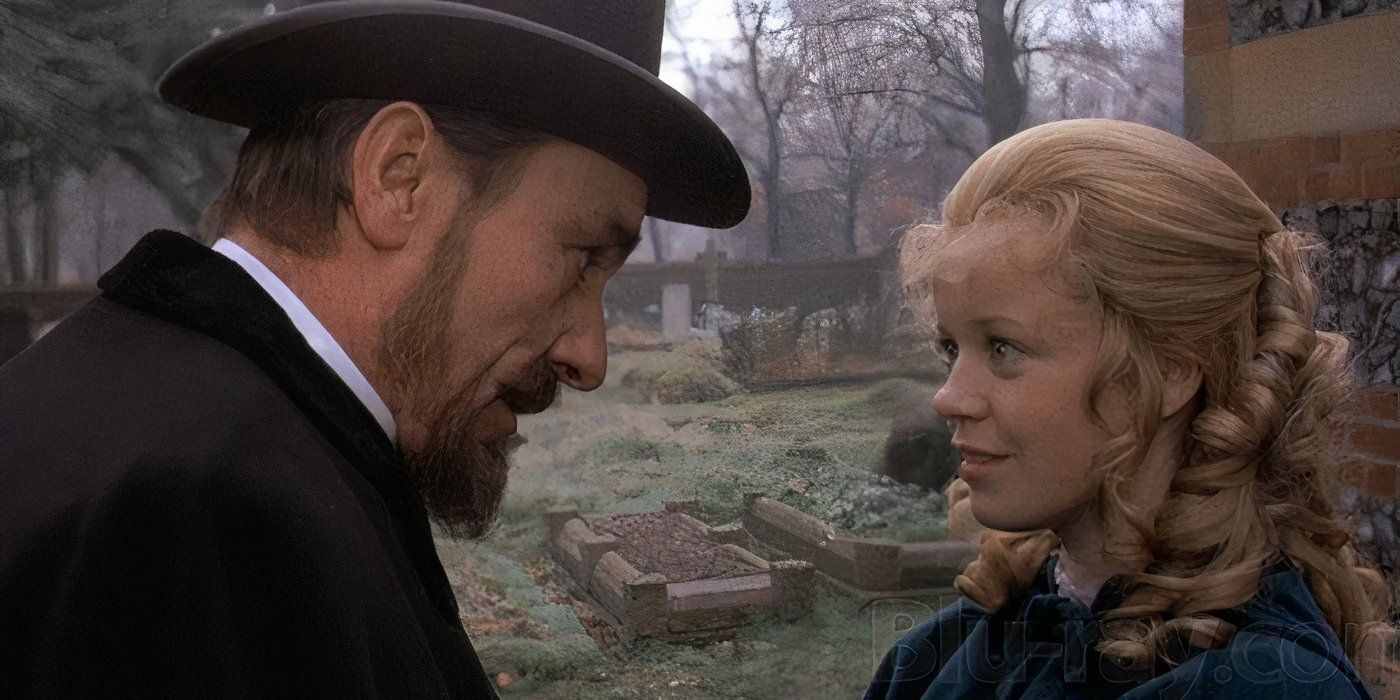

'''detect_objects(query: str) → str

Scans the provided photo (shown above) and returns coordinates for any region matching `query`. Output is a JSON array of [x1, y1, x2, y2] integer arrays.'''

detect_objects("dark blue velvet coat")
[[866, 555, 1377, 699]]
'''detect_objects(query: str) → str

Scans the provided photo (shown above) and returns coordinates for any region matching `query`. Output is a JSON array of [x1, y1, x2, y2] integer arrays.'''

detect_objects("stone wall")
[[1230, 0, 1400, 45], [545, 506, 816, 642], [1280, 197, 1399, 385], [604, 253, 892, 317], [741, 494, 977, 593]]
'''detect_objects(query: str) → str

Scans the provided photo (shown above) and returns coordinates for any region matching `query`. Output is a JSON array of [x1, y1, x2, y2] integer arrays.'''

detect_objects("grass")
[[434, 349, 953, 697]]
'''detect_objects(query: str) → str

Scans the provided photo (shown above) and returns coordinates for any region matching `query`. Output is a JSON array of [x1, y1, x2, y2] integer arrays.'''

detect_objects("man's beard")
[[377, 216, 556, 539]]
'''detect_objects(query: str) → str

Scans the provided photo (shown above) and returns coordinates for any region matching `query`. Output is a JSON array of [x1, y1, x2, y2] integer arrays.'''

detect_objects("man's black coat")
[[0, 231, 497, 698]]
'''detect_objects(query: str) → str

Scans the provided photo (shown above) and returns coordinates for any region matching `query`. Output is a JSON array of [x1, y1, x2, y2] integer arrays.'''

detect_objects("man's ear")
[[1160, 359, 1203, 419], [349, 102, 443, 251]]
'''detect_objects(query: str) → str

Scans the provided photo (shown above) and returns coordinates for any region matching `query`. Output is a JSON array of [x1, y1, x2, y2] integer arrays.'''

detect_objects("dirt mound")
[[588, 512, 763, 581]]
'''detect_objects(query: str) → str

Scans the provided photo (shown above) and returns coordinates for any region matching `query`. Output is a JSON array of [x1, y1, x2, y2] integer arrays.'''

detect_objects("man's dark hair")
[[222, 99, 545, 256]]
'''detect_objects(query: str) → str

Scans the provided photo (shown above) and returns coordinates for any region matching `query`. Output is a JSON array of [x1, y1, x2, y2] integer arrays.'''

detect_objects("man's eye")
[[576, 248, 600, 274], [937, 339, 958, 360]]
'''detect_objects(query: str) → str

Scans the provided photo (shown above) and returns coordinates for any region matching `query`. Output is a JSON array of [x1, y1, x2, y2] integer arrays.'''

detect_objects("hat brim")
[[158, 1, 751, 229]]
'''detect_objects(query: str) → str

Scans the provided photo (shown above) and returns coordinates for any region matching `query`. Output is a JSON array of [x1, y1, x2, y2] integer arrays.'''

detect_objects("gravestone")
[[661, 283, 691, 342]]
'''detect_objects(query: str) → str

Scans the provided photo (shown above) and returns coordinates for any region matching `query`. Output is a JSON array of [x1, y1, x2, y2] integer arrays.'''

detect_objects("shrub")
[[719, 299, 908, 385], [619, 341, 740, 403], [719, 309, 808, 384]]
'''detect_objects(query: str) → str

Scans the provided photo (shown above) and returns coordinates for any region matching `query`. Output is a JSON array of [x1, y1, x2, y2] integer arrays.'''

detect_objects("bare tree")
[[1, 0, 268, 283], [796, 6, 916, 255], [855, 0, 1178, 152], [728, 0, 804, 260]]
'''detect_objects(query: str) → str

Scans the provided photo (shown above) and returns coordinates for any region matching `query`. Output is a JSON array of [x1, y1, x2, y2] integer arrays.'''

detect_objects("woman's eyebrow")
[[937, 317, 1028, 332], [967, 316, 1031, 334]]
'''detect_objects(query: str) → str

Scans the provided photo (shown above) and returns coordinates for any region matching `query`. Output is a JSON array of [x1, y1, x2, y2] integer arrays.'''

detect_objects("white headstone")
[[661, 283, 692, 342]]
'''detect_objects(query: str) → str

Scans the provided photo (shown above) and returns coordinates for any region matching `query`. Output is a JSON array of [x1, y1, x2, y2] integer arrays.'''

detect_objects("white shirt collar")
[[211, 238, 397, 445]]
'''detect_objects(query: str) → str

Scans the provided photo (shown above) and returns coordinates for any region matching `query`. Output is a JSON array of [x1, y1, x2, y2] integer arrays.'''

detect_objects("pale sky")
[[660, 0, 741, 97]]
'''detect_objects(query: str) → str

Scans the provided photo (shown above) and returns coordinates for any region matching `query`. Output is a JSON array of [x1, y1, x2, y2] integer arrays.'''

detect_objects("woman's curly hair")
[[901, 119, 1396, 677]]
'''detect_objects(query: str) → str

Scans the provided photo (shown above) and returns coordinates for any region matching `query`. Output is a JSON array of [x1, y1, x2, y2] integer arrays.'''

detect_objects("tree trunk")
[[841, 157, 862, 256], [4, 181, 29, 285], [764, 141, 783, 261], [976, 0, 1026, 145], [645, 217, 665, 263], [34, 163, 61, 283], [114, 148, 203, 226]]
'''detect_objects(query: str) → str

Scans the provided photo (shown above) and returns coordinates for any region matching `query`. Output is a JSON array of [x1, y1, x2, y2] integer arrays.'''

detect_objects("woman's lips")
[[954, 443, 1008, 482]]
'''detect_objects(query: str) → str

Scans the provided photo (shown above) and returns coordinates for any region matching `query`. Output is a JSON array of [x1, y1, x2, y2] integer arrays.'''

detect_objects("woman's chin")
[[968, 495, 1048, 534]]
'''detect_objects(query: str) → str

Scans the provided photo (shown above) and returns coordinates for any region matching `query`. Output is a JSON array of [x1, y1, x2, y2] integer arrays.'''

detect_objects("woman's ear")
[[1160, 360, 1203, 419]]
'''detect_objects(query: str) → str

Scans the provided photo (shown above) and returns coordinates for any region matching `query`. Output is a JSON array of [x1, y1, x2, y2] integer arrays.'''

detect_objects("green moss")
[[619, 341, 741, 404], [584, 429, 682, 464], [478, 636, 607, 681]]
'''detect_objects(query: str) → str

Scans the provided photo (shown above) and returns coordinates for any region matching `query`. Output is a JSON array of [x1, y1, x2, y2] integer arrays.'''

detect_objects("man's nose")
[[931, 362, 989, 423], [546, 299, 608, 391]]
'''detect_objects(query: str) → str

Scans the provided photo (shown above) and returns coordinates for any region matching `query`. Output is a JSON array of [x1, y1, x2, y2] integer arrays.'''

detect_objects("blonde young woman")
[[866, 120, 1396, 698]]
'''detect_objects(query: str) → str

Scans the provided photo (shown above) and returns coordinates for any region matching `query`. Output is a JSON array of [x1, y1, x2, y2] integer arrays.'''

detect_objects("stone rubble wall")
[[1281, 197, 1399, 386], [1230, 0, 1399, 45], [1278, 198, 1397, 610]]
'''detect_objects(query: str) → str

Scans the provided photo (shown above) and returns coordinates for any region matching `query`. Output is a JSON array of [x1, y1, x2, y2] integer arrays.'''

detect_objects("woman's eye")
[[991, 339, 1019, 360], [938, 339, 958, 360]]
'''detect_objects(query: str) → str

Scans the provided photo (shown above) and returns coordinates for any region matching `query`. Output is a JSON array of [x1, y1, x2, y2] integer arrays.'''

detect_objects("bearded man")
[[0, 1, 748, 697]]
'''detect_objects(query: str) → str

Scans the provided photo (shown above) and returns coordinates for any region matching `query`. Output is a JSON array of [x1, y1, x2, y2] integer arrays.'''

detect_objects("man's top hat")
[[158, 0, 751, 229]]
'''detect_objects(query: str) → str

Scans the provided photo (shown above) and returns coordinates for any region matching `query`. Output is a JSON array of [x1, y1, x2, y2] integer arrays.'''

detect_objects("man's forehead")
[[520, 140, 647, 216]]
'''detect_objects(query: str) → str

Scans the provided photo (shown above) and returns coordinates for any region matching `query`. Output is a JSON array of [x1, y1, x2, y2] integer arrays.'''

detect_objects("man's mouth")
[[499, 368, 558, 415], [480, 399, 518, 443]]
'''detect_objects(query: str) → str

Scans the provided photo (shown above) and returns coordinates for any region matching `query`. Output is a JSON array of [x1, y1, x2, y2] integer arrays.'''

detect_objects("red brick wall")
[[1183, 0, 1229, 56], [1201, 131, 1400, 210], [1338, 385, 1400, 500]]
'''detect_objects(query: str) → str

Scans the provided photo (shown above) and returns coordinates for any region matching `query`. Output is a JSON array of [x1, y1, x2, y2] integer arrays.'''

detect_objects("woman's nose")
[[932, 364, 990, 423]]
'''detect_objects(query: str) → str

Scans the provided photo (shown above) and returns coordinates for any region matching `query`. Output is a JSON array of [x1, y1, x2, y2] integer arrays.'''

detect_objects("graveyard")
[[431, 345, 961, 698]]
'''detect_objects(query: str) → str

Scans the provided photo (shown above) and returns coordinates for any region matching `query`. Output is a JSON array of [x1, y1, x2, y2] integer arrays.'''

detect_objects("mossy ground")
[[433, 350, 950, 697]]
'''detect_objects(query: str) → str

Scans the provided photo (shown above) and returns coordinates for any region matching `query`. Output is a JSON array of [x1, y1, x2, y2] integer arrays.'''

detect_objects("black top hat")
[[158, 0, 751, 229]]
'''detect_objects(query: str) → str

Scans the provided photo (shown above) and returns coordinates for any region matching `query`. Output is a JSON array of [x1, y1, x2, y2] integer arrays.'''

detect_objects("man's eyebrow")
[[606, 220, 642, 251], [560, 214, 641, 250], [594, 218, 643, 263]]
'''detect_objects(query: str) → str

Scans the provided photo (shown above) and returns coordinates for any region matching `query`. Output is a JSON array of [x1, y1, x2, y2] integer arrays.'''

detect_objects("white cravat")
[[211, 238, 397, 445], [1053, 550, 1106, 611]]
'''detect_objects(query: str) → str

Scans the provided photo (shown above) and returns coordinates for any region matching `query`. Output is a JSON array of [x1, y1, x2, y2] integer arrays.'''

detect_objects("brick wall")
[[1336, 386, 1398, 616], [1339, 386, 1399, 500], [1204, 132, 1400, 210], [1183, 0, 1399, 616]]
